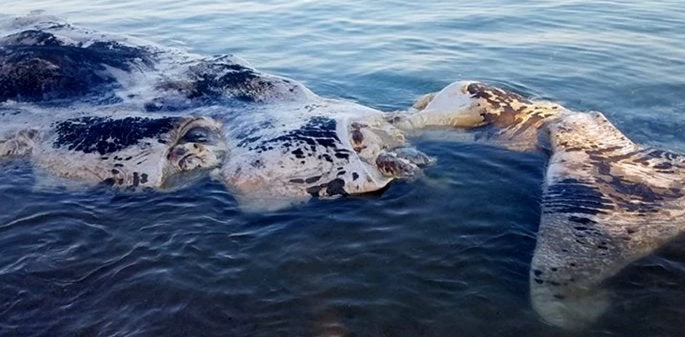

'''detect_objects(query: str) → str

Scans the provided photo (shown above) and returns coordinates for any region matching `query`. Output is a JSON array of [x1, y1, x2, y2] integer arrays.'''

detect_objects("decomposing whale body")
[[0, 16, 432, 207], [1, 114, 226, 189], [2, 15, 683, 331], [0, 15, 311, 106], [400, 81, 685, 329]]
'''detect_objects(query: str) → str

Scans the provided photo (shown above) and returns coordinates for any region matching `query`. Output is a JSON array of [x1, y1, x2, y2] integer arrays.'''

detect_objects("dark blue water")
[[2, 1, 685, 336]]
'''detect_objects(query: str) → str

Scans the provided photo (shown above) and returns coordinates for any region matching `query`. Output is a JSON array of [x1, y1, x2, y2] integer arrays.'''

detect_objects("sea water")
[[1, 1, 684, 336]]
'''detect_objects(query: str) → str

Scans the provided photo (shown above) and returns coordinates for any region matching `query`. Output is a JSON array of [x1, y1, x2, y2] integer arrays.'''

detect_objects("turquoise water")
[[1, 1, 685, 336]]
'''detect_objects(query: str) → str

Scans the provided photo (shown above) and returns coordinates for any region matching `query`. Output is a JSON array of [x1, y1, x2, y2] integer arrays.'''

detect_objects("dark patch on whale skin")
[[101, 168, 153, 189], [156, 56, 278, 105], [0, 30, 153, 103], [132, 172, 141, 187], [53, 116, 181, 155], [543, 178, 615, 216], [232, 121, 273, 148], [567, 145, 685, 214], [236, 116, 355, 199], [463, 83, 563, 151], [547, 112, 685, 216], [247, 117, 351, 161], [466, 82, 532, 128], [292, 148, 305, 158], [305, 178, 347, 197], [188, 57, 262, 102], [1, 29, 62, 47], [350, 122, 367, 152]]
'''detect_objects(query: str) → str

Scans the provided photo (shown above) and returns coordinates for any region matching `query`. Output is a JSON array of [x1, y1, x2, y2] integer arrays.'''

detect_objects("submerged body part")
[[401, 80, 685, 329]]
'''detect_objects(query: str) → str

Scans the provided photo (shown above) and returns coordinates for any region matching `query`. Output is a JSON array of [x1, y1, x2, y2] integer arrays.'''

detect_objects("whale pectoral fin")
[[530, 112, 685, 329], [393, 81, 565, 152], [0, 129, 38, 158], [392, 81, 486, 130]]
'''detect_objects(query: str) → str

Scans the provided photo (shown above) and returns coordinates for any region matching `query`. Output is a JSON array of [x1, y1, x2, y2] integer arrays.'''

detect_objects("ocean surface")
[[1, 1, 685, 336]]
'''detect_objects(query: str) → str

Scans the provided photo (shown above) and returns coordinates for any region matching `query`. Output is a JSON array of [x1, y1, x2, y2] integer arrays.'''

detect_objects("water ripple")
[[1, 1, 685, 336]]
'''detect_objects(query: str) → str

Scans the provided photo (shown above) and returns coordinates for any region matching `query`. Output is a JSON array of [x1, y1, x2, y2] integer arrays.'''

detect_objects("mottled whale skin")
[[4, 16, 682, 330], [404, 81, 685, 330], [0, 16, 432, 208], [1, 113, 227, 189], [219, 101, 414, 211], [0, 15, 313, 107]]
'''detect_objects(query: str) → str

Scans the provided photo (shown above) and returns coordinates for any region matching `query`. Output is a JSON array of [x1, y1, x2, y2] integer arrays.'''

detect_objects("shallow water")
[[1, 1, 685, 336]]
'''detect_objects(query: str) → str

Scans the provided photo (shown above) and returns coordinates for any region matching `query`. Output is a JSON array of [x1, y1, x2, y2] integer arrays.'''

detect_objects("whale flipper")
[[392, 81, 565, 152], [531, 112, 685, 329], [405, 81, 685, 329]]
